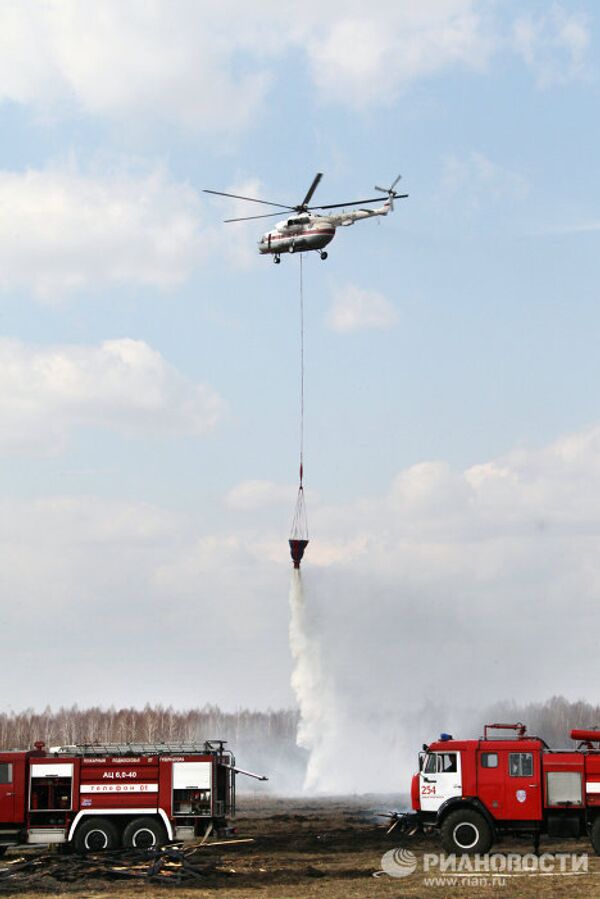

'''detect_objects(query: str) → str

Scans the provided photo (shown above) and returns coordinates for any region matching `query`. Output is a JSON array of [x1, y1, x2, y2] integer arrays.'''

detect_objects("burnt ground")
[[3, 795, 600, 898]]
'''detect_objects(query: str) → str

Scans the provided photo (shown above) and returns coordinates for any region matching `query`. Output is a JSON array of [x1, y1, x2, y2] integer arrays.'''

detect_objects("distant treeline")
[[0, 704, 299, 750], [2, 696, 598, 752]]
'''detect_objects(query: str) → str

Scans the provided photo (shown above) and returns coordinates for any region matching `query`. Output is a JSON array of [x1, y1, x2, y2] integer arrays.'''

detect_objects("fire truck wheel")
[[440, 809, 493, 855], [123, 817, 167, 850], [590, 816, 600, 855], [74, 818, 119, 852]]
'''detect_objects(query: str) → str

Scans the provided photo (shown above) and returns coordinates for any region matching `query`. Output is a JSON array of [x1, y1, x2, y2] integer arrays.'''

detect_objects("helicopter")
[[203, 173, 407, 263]]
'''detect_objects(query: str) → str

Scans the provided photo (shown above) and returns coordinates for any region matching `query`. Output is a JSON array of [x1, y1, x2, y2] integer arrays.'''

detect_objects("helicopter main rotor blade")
[[203, 189, 294, 210], [300, 173, 323, 208], [223, 210, 287, 223], [313, 197, 383, 209], [314, 194, 408, 211]]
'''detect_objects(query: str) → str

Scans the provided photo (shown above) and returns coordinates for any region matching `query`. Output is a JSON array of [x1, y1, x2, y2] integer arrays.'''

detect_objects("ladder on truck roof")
[[51, 740, 232, 757]]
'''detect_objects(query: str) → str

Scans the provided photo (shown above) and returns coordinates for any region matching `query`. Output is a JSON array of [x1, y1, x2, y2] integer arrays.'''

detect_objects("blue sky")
[[1, 1, 599, 721]]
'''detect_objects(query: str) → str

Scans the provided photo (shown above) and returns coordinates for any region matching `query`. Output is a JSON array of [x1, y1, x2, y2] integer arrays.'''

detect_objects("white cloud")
[[0, 337, 222, 453], [513, 5, 591, 87], [5, 1, 587, 130], [0, 164, 204, 298], [0, 0, 270, 133], [306, 1, 491, 108], [2, 1, 590, 132], [328, 284, 398, 332], [0, 1, 493, 126]]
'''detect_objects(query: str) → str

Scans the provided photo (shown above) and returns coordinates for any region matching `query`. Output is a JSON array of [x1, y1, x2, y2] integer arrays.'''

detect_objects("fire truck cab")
[[0, 740, 265, 853], [402, 722, 600, 854]]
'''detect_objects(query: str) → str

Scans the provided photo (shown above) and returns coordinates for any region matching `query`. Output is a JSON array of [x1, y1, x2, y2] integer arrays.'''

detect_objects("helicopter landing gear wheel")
[[273, 255, 281, 264], [320, 251, 328, 260]]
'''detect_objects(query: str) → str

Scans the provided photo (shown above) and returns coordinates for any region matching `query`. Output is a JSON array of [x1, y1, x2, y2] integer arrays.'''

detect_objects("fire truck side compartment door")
[[546, 771, 583, 806], [0, 759, 16, 823], [29, 763, 74, 811], [172, 762, 212, 817]]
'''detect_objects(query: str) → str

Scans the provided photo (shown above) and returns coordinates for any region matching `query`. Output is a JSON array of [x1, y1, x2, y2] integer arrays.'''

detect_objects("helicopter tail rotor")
[[374, 174, 403, 211]]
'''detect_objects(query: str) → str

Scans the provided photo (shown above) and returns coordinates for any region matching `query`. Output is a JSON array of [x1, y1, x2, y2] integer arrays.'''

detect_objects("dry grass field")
[[4, 796, 600, 898]]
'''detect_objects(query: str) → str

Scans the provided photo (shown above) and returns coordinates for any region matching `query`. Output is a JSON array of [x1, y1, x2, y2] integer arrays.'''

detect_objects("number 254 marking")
[[421, 784, 436, 796]]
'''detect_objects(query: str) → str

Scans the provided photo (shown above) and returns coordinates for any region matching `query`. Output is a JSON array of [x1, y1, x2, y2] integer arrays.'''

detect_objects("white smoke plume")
[[288, 569, 335, 791]]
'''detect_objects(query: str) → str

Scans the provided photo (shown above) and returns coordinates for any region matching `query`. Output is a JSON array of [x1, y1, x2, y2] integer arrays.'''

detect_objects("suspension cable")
[[299, 253, 304, 487], [288, 253, 309, 562]]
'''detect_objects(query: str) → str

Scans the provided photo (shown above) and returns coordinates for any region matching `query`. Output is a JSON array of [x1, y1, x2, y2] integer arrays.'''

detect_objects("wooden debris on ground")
[[0, 838, 254, 890]]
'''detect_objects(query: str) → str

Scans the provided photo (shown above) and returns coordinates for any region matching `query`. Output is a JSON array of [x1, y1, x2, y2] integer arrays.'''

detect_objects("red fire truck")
[[0, 740, 266, 853], [394, 722, 600, 854]]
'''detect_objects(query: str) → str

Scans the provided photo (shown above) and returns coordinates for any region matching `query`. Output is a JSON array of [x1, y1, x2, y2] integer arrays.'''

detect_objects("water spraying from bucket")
[[288, 569, 331, 790]]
